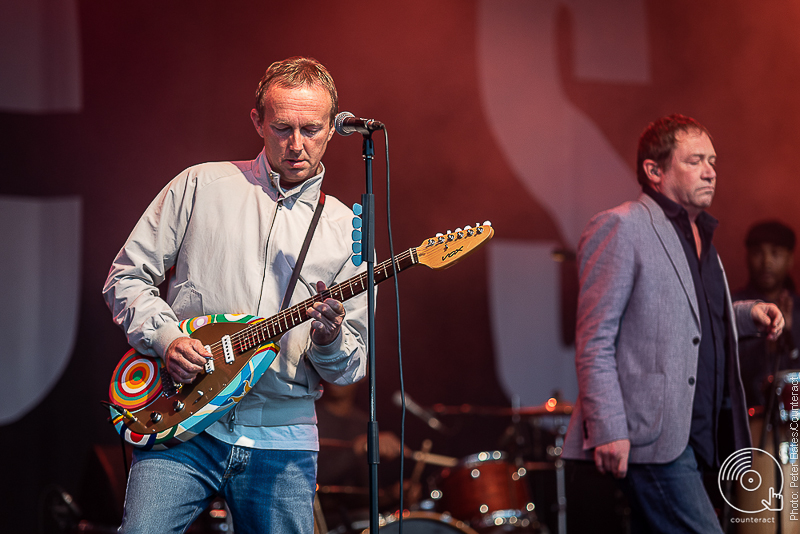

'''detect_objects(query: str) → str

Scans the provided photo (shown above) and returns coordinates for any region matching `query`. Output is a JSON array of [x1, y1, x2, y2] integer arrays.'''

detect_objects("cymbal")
[[407, 449, 459, 467], [431, 399, 573, 417]]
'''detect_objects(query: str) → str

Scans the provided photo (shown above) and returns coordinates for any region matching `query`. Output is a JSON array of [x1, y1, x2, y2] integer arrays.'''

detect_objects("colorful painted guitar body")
[[108, 223, 494, 450], [109, 314, 279, 450]]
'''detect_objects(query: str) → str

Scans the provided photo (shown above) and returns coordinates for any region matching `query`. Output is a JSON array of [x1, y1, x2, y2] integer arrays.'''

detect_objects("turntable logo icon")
[[718, 448, 783, 513]]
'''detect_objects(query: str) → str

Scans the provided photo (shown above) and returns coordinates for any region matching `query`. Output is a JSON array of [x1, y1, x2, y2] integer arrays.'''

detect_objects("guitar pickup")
[[160, 367, 181, 397], [204, 345, 215, 373], [221, 335, 234, 364]]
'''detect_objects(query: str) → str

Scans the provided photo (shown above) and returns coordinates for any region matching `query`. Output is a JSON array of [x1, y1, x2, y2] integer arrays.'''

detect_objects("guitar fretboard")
[[204, 247, 419, 360]]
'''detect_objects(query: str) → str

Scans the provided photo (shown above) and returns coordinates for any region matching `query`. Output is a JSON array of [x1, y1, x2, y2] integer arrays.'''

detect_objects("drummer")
[[316, 381, 421, 530], [733, 220, 800, 408]]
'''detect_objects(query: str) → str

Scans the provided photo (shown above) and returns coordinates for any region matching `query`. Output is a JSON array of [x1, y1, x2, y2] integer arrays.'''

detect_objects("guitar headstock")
[[416, 222, 494, 270]]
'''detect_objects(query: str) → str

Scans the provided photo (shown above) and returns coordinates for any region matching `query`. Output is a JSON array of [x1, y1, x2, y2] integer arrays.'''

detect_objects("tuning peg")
[[435, 233, 443, 237], [483, 220, 492, 226], [465, 225, 474, 237]]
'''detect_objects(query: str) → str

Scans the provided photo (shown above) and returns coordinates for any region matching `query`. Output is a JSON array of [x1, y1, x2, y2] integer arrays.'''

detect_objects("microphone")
[[335, 111, 385, 136], [393, 391, 446, 433]]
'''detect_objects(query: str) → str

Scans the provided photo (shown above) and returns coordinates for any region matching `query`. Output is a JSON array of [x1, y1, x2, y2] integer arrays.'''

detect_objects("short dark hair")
[[254, 56, 338, 124], [636, 114, 711, 187], [745, 220, 796, 251]]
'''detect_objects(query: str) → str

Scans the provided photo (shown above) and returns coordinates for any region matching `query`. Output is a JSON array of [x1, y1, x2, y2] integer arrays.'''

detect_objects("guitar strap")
[[279, 191, 326, 311]]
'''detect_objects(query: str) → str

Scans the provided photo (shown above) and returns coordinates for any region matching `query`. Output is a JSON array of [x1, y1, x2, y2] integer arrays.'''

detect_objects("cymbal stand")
[[551, 426, 567, 534]]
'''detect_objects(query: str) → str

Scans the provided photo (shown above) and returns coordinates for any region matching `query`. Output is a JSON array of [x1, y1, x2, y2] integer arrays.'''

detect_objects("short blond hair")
[[254, 56, 338, 124]]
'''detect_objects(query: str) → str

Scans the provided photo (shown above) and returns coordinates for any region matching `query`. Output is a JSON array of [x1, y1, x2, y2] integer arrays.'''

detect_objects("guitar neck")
[[229, 247, 419, 353]]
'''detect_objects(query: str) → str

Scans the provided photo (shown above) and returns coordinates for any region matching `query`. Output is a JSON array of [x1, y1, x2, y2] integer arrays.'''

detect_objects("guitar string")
[[227, 249, 414, 350], [201, 248, 417, 364], [194, 245, 426, 366], [181, 229, 468, 369]]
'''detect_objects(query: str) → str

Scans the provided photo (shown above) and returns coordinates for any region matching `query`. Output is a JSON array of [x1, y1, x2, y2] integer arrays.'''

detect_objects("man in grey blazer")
[[562, 114, 784, 533]]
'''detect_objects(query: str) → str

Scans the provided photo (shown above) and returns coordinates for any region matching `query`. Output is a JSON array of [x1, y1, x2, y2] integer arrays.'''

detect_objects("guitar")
[[107, 223, 494, 450]]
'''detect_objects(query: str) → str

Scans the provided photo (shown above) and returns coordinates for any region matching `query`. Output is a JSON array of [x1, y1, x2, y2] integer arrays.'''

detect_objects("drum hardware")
[[408, 449, 459, 468], [429, 399, 572, 418], [522, 462, 554, 471], [313, 494, 328, 534], [551, 429, 566, 534], [757, 369, 797, 533], [425, 398, 571, 534], [406, 440, 434, 508]]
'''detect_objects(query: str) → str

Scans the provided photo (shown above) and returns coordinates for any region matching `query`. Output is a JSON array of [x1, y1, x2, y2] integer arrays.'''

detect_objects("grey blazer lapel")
[[638, 194, 700, 326]]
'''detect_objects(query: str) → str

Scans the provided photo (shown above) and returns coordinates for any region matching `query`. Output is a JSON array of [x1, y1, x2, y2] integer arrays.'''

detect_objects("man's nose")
[[288, 130, 303, 151], [703, 161, 716, 180]]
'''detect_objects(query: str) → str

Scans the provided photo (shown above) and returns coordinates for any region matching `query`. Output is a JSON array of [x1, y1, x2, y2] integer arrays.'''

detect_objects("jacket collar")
[[639, 192, 700, 325], [252, 150, 324, 209]]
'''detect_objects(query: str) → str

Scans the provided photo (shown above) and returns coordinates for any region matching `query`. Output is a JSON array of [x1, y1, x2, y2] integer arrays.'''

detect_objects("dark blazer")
[[563, 194, 758, 464]]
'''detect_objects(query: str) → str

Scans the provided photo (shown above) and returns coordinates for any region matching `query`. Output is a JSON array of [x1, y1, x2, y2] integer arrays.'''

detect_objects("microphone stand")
[[360, 132, 380, 534]]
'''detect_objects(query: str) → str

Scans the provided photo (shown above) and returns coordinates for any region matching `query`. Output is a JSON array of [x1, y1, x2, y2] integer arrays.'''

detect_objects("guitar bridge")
[[160, 367, 182, 398]]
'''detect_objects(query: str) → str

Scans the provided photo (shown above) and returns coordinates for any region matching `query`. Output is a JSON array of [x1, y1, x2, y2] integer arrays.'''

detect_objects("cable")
[[382, 128, 407, 534]]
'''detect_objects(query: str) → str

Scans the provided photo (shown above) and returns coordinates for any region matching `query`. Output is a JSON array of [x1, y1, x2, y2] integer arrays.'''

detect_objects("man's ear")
[[643, 159, 661, 184], [250, 109, 265, 138]]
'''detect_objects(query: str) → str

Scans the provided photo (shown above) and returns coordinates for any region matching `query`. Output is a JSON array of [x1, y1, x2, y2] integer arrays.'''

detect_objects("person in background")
[[316, 381, 416, 532], [733, 220, 799, 408]]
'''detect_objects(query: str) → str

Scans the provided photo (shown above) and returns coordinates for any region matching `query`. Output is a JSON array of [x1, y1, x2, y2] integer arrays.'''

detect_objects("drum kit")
[[316, 398, 573, 534]]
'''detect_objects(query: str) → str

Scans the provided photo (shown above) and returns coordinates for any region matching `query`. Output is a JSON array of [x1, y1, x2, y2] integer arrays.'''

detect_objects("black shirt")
[[644, 186, 730, 468]]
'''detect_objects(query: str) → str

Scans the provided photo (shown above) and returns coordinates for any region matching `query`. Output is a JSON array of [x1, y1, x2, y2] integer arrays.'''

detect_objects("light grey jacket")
[[103, 151, 368, 427], [562, 194, 758, 464]]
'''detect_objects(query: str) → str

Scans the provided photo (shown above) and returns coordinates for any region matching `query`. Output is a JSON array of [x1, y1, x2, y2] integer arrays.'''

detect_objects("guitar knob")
[[173, 400, 185, 412], [150, 411, 163, 423]]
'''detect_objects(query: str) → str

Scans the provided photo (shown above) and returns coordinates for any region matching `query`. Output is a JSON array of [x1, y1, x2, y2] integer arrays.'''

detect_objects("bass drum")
[[371, 512, 479, 534]]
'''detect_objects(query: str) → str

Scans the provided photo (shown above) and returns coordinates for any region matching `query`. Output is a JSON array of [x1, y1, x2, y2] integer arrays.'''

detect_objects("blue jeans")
[[619, 444, 723, 534], [120, 432, 317, 534]]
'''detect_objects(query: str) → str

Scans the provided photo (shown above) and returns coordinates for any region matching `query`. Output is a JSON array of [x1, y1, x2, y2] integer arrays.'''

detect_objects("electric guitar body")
[[109, 314, 278, 450]]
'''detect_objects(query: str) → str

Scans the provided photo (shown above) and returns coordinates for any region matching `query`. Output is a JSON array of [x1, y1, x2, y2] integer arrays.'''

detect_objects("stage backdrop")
[[1, 1, 799, 530]]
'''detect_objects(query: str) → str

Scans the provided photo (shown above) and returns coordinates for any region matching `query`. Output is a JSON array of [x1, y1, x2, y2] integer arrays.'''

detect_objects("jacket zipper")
[[229, 197, 283, 432]]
